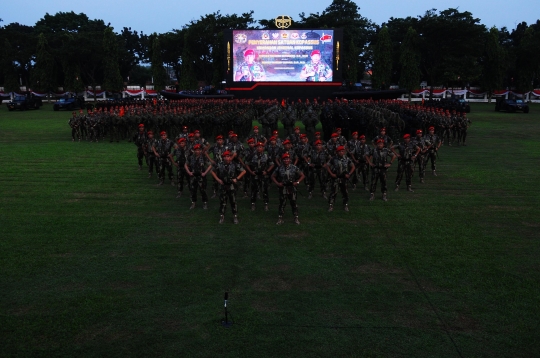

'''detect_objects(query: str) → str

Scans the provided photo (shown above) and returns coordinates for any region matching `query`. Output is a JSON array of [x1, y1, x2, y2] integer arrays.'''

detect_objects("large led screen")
[[232, 29, 334, 82]]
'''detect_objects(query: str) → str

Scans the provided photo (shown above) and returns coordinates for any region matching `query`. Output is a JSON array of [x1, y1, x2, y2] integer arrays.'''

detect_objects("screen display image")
[[232, 29, 334, 82]]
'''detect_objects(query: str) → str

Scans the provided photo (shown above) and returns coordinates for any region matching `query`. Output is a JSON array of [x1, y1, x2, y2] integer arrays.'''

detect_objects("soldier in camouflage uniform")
[[306, 139, 330, 198], [133, 124, 148, 170], [326, 145, 355, 211], [247, 142, 274, 211], [392, 134, 420, 192], [424, 126, 441, 176], [271, 153, 305, 225], [371, 127, 393, 148], [247, 125, 267, 145], [366, 138, 396, 201], [352, 135, 371, 191], [185, 144, 212, 210], [206, 135, 227, 198], [210, 150, 246, 224], [152, 131, 174, 186], [145, 131, 158, 178], [170, 138, 189, 197], [240, 138, 257, 197], [281, 105, 297, 138], [69, 111, 81, 141], [412, 129, 430, 183], [302, 106, 320, 142]]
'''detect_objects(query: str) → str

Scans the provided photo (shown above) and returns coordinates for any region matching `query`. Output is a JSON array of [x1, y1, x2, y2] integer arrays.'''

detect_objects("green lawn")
[[1, 102, 539, 357]]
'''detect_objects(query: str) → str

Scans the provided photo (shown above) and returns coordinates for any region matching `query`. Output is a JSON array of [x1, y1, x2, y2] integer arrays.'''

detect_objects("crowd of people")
[[68, 98, 470, 224]]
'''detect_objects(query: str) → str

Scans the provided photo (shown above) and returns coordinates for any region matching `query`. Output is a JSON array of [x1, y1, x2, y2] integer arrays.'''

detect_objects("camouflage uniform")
[[186, 154, 211, 204], [327, 154, 354, 208], [213, 161, 245, 216], [272, 163, 303, 221]]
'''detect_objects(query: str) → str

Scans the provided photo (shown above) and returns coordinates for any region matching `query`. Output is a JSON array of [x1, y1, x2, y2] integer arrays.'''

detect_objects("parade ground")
[[1, 102, 539, 357]]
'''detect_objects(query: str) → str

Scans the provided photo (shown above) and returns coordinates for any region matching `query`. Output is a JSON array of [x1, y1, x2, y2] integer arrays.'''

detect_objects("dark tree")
[[371, 26, 392, 89], [399, 27, 421, 101], [103, 27, 124, 93]]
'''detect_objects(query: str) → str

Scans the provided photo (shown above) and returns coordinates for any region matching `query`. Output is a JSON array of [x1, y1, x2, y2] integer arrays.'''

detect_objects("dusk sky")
[[1, 0, 538, 34]]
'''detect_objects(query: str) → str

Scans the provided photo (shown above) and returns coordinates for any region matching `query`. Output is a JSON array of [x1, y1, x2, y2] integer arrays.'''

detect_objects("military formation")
[[68, 98, 470, 224]]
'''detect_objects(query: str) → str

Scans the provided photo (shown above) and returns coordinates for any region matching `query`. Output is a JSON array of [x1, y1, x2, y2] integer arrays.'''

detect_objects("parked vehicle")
[[6, 95, 43, 111], [495, 98, 529, 113], [53, 96, 85, 111]]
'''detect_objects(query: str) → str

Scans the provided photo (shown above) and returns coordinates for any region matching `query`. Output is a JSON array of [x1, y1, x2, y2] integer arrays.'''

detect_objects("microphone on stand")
[[222, 291, 232, 328]]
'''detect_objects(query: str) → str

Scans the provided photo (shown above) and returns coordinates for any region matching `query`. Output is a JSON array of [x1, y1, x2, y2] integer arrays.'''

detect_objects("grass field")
[[1, 102, 539, 357]]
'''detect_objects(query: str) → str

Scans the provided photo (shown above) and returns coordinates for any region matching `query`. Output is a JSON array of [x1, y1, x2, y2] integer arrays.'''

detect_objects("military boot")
[[211, 191, 217, 199], [432, 170, 437, 176], [407, 185, 414, 192], [382, 193, 388, 202], [369, 193, 375, 201], [394, 184, 399, 192], [322, 191, 328, 199], [264, 204, 269, 211], [251, 203, 256, 211], [148, 173, 152, 178], [276, 216, 284, 225], [420, 178, 425, 184], [190, 202, 196, 210], [171, 179, 175, 186], [176, 191, 182, 198], [328, 204, 334, 212], [203, 202, 208, 210], [344, 204, 349, 212], [233, 215, 239, 224], [139, 165, 142, 170], [308, 192, 313, 199], [219, 215, 224, 224], [294, 216, 300, 225], [364, 185, 369, 192]]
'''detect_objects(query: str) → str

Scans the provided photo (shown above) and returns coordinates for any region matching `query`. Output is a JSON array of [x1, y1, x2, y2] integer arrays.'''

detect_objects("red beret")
[[138, 124, 144, 128], [270, 136, 277, 141], [336, 128, 342, 131], [403, 134, 411, 139], [215, 135, 223, 140], [244, 49, 255, 56], [315, 132, 320, 135], [294, 126, 300, 130], [231, 133, 238, 137], [311, 49, 321, 56], [182, 126, 188, 129], [147, 131, 153, 135], [337, 145, 345, 151], [283, 139, 291, 145], [380, 127, 386, 131], [315, 140, 322, 145], [247, 138, 255, 143], [177, 138, 186, 143], [376, 139, 385, 144], [352, 131, 358, 136], [282, 153, 290, 159], [228, 130, 234, 134], [273, 130, 279, 134], [416, 129, 423, 134], [429, 126, 435, 131], [222, 150, 232, 157], [300, 134, 307, 138], [160, 131, 166, 136], [193, 144, 201, 150], [188, 133, 194, 138], [194, 130, 200, 134], [256, 142, 264, 147], [253, 126, 259, 129], [359, 135, 366, 139], [331, 133, 338, 138]]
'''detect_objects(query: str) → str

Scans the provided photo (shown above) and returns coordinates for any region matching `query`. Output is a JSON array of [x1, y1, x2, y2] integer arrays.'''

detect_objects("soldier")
[[392, 134, 420, 192], [206, 135, 227, 198], [306, 139, 330, 198], [326, 133, 339, 157], [247, 142, 274, 211], [371, 127, 393, 148], [424, 126, 441, 176], [302, 105, 320, 142], [145, 131, 158, 178], [152, 131, 174, 186], [240, 138, 257, 197], [299, 50, 333, 82], [353, 135, 371, 191], [278, 140, 298, 166], [287, 126, 302, 147], [210, 150, 246, 224], [366, 138, 396, 201], [412, 129, 430, 183], [225, 133, 244, 164], [247, 125, 267, 145], [234, 49, 266, 81], [170, 138, 189, 198], [185, 144, 212, 210], [133, 124, 148, 170], [326, 145, 355, 212], [271, 153, 305, 225], [193, 129, 210, 152], [68, 111, 81, 141]]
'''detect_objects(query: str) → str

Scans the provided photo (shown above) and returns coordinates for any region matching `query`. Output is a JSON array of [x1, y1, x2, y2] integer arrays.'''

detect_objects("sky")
[[1, 0, 538, 34]]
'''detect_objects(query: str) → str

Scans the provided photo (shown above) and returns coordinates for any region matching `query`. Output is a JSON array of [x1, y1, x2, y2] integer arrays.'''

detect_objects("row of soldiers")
[[68, 98, 470, 148], [131, 118, 447, 224]]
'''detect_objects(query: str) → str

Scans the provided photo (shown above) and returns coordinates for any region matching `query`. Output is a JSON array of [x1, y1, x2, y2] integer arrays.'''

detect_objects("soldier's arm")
[[347, 162, 356, 177], [271, 171, 282, 187], [295, 171, 306, 185], [184, 163, 193, 176], [210, 170, 222, 184], [235, 167, 247, 181], [202, 162, 212, 177]]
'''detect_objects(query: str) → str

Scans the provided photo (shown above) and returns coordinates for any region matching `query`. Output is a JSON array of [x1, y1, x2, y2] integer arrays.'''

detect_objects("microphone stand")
[[221, 292, 232, 328]]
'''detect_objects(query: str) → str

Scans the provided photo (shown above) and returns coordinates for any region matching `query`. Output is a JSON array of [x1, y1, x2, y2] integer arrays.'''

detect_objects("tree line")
[[1, 0, 539, 96]]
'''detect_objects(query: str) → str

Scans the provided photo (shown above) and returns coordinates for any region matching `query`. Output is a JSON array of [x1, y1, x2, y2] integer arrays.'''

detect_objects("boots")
[[251, 203, 256, 211], [328, 204, 334, 212], [369, 193, 375, 201], [211, 191, 217, 199], [233, 215, 239, 224], [139, 165, 142, 170], [394, 184, 399, 192], [190, 202, 196, 210], [432, 170, 437, 176], [344, 204, 349, 212], [308, 192, 313, 199], [276, 216, 284, 225], [171, 179, 175, 186], [264, 204, 269, 212], [420, 178, 425, 184], [219, 215, 224, 224], [203, 202, 208, 210], [407, 185, 414, 192], [294, 216, 300, 225], [382, 193, 388, 202], [176, 191, 182, 198]]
